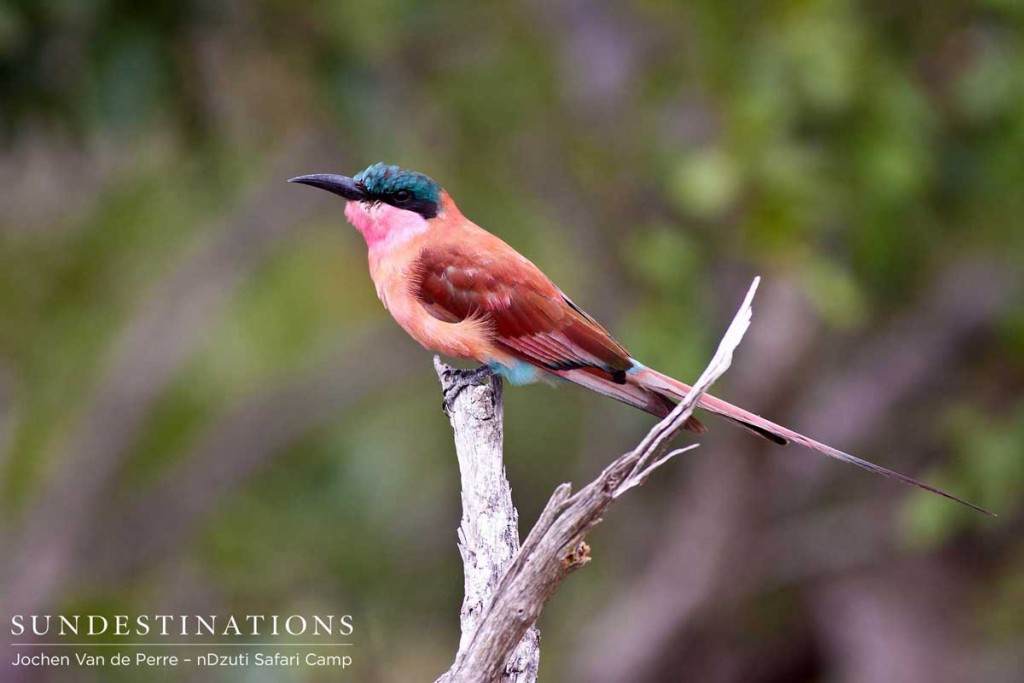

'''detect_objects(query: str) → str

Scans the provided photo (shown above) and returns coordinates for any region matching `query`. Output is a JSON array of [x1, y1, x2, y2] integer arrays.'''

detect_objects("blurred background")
[[1, 0, 1022, 681]]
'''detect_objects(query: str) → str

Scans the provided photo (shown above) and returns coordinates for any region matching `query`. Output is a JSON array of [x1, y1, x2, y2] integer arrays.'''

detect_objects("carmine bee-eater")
[[290, 163, 988, 514]]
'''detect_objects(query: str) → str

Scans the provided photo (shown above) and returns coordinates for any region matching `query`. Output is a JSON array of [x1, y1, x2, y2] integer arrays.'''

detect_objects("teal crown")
[[355, 163, 441, 206]]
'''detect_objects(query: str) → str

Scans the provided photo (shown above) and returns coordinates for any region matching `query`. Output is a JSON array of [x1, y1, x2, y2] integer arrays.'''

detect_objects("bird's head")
[[289, 163, 449, 249]]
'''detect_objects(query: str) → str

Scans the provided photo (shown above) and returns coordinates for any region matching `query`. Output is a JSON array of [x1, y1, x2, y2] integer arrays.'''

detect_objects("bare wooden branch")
[[434, 359, 540, 683], [436, 278, 761, 682]]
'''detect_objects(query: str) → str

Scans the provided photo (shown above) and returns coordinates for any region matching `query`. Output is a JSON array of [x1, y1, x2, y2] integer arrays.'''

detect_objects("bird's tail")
[[552, 367, 710, 436], [629, 366, 991, 515]]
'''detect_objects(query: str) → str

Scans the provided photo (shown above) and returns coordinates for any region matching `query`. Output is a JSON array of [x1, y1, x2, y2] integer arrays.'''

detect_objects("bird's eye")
[[393, 189, 412, 204]]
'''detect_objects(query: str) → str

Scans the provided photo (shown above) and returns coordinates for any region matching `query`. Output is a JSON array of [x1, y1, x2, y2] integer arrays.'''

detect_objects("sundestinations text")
[[10, 614, 354, 637]]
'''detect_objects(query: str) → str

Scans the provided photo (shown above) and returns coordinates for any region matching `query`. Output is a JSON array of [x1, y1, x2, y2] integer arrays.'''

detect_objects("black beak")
[[288, 173, 367, 201]]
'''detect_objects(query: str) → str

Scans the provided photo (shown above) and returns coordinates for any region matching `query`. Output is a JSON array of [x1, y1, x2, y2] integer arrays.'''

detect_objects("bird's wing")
[[413, 241, 634, 381]]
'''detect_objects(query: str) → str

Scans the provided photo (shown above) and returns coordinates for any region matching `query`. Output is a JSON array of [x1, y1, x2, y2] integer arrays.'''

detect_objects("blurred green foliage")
[[1, 0, 1022, 681]]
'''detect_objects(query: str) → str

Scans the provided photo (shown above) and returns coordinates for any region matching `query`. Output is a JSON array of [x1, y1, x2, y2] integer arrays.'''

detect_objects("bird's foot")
[[442, 365, 495, 413]]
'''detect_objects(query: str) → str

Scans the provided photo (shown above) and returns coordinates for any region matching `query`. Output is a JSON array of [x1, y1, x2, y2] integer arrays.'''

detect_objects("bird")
[[289, 162, 989, 515]]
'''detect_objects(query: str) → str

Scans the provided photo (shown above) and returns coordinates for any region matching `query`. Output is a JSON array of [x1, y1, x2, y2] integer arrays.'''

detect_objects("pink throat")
[[345, 201, 429, 251]]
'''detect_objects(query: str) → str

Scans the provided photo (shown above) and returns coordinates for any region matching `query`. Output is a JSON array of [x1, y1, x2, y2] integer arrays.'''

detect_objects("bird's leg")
[[442, 365, 495, 413]]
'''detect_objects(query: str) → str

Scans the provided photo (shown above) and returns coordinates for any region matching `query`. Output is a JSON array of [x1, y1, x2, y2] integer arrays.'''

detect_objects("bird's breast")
[[366, 240, 495, 362]]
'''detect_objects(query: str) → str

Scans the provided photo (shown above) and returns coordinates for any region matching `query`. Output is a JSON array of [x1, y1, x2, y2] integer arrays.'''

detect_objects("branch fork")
[[435, 277, 761, 682]]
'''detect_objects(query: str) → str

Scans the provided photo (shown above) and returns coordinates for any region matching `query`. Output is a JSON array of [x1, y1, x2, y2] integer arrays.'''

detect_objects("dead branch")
[[434, 277, 761, 682], [434, 360, 540, 683]]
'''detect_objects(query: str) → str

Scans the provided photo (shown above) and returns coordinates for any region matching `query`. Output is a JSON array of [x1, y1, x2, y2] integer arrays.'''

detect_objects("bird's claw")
[[441, 366, 495, 413]]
